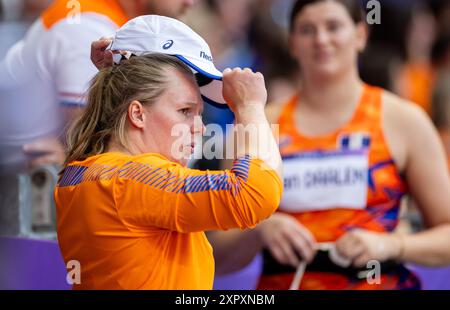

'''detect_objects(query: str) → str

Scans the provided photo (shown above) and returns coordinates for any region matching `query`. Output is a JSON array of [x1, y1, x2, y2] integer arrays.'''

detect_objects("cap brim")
[[200, 80, 228, 110], [174, 55, 228, 109]]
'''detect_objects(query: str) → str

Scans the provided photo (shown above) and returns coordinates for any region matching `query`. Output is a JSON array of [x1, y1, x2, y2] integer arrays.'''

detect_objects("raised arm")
[[117, 68, 283, 233]]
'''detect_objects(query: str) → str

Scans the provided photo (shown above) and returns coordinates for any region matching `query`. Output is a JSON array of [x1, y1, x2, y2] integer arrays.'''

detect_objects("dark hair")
[[432, 33, 450, 66], [290, 0, 364, 31], [432, 72, 450, 129]]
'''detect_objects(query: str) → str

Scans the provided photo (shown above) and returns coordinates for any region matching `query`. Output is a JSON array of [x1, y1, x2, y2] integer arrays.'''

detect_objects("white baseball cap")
[[109, 15, 227, 108]]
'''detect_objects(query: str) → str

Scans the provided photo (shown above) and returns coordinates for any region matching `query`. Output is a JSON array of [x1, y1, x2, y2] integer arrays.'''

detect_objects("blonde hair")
[[64, 54, 193, 169]]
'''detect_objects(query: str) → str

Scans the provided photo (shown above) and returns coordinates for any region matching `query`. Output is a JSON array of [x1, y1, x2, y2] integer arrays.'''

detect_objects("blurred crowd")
[[182, 0, 450, 153], [0, 0, 51, 56], [182, 0, 450, 186], [1, 0, 450, 166]]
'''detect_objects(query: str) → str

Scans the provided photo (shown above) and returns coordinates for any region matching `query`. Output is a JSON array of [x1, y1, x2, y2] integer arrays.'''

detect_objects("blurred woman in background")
[[210, 0, 450, 290]]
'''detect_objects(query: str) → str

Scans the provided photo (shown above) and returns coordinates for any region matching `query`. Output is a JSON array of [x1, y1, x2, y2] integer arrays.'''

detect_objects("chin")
[[312, 64, 343, 79], [171, 155, 189, 167]]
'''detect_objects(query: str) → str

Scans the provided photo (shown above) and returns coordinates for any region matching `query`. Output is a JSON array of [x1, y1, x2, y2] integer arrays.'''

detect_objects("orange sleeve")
[[114, 156, 282, 233]]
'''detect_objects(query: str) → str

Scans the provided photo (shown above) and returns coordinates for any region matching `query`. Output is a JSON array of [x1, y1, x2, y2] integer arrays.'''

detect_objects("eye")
[[180, 108, 191, 116], [327, 21, 342, 32], [297, 24, 315, 36]]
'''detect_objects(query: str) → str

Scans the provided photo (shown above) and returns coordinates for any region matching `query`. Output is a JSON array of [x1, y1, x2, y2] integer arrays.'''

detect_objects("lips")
[[314, 49, 334, 62]]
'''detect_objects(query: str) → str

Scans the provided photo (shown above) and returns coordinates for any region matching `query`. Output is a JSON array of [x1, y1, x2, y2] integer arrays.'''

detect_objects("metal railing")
[[0, 165, 58, 239]]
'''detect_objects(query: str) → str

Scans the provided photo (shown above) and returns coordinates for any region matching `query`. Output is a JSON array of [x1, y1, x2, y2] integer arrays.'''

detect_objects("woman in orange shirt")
[[54, 54, 283, 289], [210, 0, 450, 290]]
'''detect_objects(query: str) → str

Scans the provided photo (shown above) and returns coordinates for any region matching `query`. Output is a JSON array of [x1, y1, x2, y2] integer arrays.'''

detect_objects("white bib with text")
[[280, 150, 369, 212]]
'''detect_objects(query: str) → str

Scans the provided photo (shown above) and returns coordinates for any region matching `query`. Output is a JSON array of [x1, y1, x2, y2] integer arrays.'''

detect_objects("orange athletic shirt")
[[258, 84, 420, 290], [55, 153, 282, 290], [277, 84, 407, 241]]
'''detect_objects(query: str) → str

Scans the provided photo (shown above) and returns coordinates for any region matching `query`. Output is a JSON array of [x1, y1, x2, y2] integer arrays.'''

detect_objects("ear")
[[355, 22, 368, 53], [128, 100, 146, 129]]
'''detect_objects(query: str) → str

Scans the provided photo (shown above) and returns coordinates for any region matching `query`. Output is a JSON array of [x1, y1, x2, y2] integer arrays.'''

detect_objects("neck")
[[106, 134, 145, 156], [301, 68, 364, 112]]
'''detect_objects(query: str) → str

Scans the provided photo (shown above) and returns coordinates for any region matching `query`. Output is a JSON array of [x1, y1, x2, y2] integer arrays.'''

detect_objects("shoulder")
[[42, 0, 123, 33], [44, 15, 117, 45], [131, 154, 181, 170], [381, 89, 441, 167], [37, 16, 116, 73], [382, 90, 434, 136]]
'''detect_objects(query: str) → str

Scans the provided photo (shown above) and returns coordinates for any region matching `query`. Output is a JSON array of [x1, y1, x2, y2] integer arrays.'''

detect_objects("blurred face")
[[23, 0, 52, 20], [289, 1, 367, 79], [216, 0, 254, 38], [141, 69, 204, 166], [408, 9, 436, 57], [141, 0, 196, 18]]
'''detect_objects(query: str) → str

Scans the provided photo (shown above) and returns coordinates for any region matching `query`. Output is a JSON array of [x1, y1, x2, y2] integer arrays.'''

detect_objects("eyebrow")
[[183, 102, 204, 113]]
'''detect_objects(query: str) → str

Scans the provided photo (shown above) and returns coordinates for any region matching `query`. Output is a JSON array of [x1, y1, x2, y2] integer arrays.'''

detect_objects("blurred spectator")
[[0, 0, 51, 57], [432, 32, 450, 70], [0, 0, 52, 23], [183, 0, 255, 170], [360, 43, 404, 92], [432, 71, 450, 167], [429, 0, 450, 35], [363, 0, 412, 60], [0, 0, 196, 240], [201, 0, 258, 134], [0, 0, 125, 173], [248, 0, 299, 103], [184, 0, 258, 170], [211, 0, 450, 291], [185, 0, 298, 173], [202, 0, 257, 70], [358, 1, 437, 113], [432, 71, 450, 129], [185, 0, 299, 110], [397, 2, 437, 114], [0, 0, 196, 174]]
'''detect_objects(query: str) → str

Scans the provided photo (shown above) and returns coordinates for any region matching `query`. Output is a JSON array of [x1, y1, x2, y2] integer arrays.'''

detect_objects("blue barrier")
[[0, 237, 449, 290]]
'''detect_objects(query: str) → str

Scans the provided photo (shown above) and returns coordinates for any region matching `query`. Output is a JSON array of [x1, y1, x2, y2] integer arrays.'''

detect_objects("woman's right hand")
[[222, 68, 282, 177], [222, 68, 267, 115], [256, 213, 317, 267], [90, 38, 114, 70]]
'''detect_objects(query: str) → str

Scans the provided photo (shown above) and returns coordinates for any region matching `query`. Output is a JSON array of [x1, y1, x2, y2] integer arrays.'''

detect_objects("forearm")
[[232, 105, 283, 180], [208, 228, 264, 276], [398, 224, 450, 267]]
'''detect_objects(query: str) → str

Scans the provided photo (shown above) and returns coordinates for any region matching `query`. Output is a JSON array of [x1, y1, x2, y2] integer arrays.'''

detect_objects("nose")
[[192, 116, 205, 135], [315, 27, 330, 46], [201, 123, 206, 135]]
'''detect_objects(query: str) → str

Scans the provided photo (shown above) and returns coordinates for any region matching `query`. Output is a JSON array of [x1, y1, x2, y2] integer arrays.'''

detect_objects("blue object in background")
[[213, 253, 263, 290], [1, 236, 450, 290], [0, 237, 70, 290]]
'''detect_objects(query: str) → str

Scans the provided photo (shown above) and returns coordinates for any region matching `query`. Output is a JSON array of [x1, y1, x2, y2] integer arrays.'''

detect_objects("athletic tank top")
[[258, 84, 421, 290]]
